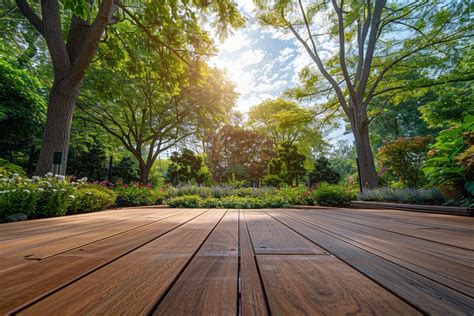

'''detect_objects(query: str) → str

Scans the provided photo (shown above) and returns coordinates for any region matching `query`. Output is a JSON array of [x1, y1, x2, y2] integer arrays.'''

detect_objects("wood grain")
[[153, 210, 238, 315], [244, 210, 326, 254], [257, 255, 420, 315], [239, 210, 269, 316], [17, 209, 225, 315], [0, 209, 204, 314], [268, 209, 474, 315]]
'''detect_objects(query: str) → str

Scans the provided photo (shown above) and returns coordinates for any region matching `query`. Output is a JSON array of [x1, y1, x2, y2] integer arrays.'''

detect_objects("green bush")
[[166, 195, 201, 208], [113, 182, 165, 207], [34, 174, 75, 217], [277, 186, 313, 205], [312, 183, 357, 207], [0, 176, 40, 217], [166, 194, 289, 209], [70, 185, 116, 214]]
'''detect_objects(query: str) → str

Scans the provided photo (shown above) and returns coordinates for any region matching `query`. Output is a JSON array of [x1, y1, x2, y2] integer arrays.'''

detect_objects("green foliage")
[[309, 157, 341, 185], [206, 125, 275, 184], [34, 175, 75, 217], [377, 136, 432, 188], [112, 157, 140, 184], [167, 149, 209, 185], [277, 186, 313, 205], [423, 115, 473, 197], [312, 183, 357, 207], [113, 182, 165, 207], [67, 138, 108, 181], [0, 59, 45, 159], [358, 188, 446, 206], [0, 175, 41, 218], [70, 185, 116, 214], [0, 159, 26, 177], [166, 194, 289, 209], [267, 141, 306, 186]]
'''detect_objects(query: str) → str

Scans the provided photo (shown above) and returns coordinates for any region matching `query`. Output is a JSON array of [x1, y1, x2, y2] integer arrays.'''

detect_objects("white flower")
[[31, 176, 40, 181], [23, 189, 30, 194], [69, 195, 75, 199], [56, 175, 65, 180], [12, 173, 19, 177], [79, 177, 88, 182], [36, 188, 45, 192], [0, 190, 9, 194], [52, 189, 57, 192], [45, 172, 53, 178], [1, 178, 8, 182], [61, 189, 66, 192]]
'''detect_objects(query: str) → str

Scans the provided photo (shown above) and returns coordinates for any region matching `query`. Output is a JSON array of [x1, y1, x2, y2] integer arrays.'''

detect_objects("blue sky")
[[210, 0, 312, 113], [209, 0, 353, 145]]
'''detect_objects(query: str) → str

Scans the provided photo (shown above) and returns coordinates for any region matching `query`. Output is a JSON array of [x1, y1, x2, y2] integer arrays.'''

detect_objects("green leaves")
[[61, 0, 90, 19]]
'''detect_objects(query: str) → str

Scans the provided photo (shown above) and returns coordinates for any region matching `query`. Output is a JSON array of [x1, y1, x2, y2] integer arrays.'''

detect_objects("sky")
[[209, 0, 353, 145], [209, 0, 312, 113]]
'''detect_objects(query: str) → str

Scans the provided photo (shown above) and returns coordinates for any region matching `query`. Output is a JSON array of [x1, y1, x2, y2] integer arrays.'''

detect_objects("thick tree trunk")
[[34, 85, 78, 176], [139, 163, 151, 184], [351, 118, 379, 190]]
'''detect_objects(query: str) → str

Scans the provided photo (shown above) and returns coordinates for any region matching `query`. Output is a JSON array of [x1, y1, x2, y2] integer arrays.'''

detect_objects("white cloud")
[[217, 30, 251, 52], [238, 49, 265, 65]]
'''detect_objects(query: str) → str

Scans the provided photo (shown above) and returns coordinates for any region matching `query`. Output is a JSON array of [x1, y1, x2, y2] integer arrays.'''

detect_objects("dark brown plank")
[[281, 209, 474, 295], [0, 209, 206, 314], [244, 210, 326, 254], [17, 209, 226, 315], [257, 255, 420, 315], [268, 210, 474, 314], [153, 210, 238, 315], [239, 210, 269, 316]]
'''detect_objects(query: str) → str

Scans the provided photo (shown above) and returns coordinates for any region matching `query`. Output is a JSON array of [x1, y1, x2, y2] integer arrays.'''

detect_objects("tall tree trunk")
[[351, 116, 378, 190], [34, 84, 79, 176]]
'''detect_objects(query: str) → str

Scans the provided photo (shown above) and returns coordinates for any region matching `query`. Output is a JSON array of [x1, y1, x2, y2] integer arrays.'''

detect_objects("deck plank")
[[16, 209, 225, 315], [239, 210, 269, 316], [244, 210, 326, 254], [0, 208, 184, 259], [309, 208, 474, 249], [280, 209, 474, 295], [0, 209, 206, 314], [268, 209, 474, 314], [257, 255, 420, 315], [153, 210, 238, 315]]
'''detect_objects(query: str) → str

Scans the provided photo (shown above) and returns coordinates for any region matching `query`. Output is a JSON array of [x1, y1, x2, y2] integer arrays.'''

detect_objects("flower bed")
[[0, 173, 116, 221]]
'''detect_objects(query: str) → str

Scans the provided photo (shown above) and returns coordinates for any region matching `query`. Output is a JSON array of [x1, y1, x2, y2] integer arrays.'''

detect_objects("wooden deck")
[[0, 207, 473, 315]]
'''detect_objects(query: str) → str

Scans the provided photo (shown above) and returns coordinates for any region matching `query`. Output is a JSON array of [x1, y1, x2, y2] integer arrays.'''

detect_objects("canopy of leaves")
[[0, 58, 46, 158]]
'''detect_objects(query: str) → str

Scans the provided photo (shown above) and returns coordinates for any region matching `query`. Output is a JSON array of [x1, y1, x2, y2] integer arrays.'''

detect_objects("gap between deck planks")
[[1, 207, 472, 315]]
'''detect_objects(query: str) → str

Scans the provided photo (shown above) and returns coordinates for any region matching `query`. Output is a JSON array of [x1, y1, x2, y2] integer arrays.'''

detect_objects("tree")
[[309, 157, 341, 185], [266, 141, 306, 186], [377, 136, 431, 188], [112, 157, 139, 184], [0, 57, 45, 162], [78, 60, 236, 183], [167, 149, 209, 186], [256, 0, 472, 189], [67, 138, 107, 181], [206, 125, 274, 184], [14, 0, 243, 175], [248, 98, 317, 144]]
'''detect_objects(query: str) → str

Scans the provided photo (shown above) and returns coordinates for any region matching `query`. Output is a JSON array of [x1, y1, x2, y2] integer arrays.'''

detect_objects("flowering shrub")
[[0, 173, 118, 220], [113, 182, 165, 207]]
